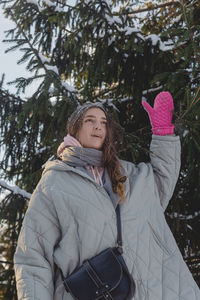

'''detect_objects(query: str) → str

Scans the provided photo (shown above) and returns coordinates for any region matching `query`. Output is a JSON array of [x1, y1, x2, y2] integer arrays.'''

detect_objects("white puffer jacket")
[[14, 135, 200, 300]]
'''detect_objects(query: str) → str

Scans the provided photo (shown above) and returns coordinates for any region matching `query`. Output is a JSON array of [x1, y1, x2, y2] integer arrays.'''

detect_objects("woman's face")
[[76, 107, 107, 150]]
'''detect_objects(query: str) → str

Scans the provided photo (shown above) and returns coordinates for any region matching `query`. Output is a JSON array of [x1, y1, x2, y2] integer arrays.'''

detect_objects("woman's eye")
[[85, 119, 93, 123]]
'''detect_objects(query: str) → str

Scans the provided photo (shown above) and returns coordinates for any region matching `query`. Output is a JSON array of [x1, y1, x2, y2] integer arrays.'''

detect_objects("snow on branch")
[[99, 98, 119, 112], [43, 0, 56, 7], [45, 64, 59, 75], [0, 180, 31, 200], [61, 81, 77, 93], [26, 0, 43, 12], [113, 1, 180, 16], [140, 34, 174, 52], [26, 0, 56, 12], [38, 53, 51, 64], [166, 211, 200, 220], [142, 85, 163, 95], [37, 53, 77, 93], [115, 26, 174, 52], [39, 54, 77, 93], [26, 0, 72, 13]]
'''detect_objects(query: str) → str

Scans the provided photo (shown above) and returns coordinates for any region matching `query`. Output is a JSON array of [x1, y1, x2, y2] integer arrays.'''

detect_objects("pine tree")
[[140, 0, 200, 281], [0, 1, 200, 298]]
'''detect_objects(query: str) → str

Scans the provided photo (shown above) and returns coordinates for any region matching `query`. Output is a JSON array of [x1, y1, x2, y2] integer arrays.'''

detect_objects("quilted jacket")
[[14, 135, 200, 300]]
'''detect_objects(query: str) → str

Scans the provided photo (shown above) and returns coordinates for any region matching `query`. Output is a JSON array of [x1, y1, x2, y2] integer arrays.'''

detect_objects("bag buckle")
[[95, 283, 110, 296], [117, 245, 123, 254]]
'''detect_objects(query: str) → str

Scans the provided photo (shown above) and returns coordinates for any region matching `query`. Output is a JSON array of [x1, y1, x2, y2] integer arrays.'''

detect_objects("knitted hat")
[[67, 102, 107, 135]]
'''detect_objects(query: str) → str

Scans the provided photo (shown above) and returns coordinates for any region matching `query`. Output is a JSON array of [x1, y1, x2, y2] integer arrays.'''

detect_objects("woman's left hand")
[[142, 91, 174, 135]]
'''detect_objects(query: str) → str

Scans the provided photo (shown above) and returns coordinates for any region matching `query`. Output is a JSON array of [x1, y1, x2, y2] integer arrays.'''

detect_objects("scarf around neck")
[[62, 147, 103, 167], [61, 146, 120, 208]]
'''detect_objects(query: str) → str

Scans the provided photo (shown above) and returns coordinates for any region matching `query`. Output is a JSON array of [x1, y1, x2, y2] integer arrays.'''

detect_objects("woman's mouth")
[[91, 134, 102, 138]]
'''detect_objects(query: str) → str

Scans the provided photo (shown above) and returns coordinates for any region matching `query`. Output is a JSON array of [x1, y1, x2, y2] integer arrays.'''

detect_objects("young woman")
[[14, 92, 200, 300]]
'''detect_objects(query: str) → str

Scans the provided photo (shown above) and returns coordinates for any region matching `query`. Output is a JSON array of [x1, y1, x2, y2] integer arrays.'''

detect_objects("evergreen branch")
[[0, 260, 13, 265], [175, 2, 200, 119], [93, 85, 118, 98], [0, 89, 26, 103], [142, 85, 163, 95], [6, 10, 50, 74], [5, 8, 77, 96], [191, 86, 200, 106], [0, 0, 16, 6], [3, 39, 27, 53], [0, 180, 31, 200], [7, 75, 45, 94], [0, 73, 5, 88], [181, 0, 190, 28], [28, 0, 75, 11], [113, 1, 180, 16], [193, 96, 200, 106], [180, 0, 200, 66], [56, 0, 75, 9]]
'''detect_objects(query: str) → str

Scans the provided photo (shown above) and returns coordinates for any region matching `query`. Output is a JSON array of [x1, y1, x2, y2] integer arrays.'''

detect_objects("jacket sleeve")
[[14, 180, 60, 300], [150, 134, 181, 211]]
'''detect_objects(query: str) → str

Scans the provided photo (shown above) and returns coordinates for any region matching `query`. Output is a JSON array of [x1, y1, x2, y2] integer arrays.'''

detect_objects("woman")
[[14, 92, 200, 300]]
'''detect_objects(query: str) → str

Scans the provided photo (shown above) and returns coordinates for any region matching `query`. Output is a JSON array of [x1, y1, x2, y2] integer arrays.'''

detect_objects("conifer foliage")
[[0, 0, 200, 298]]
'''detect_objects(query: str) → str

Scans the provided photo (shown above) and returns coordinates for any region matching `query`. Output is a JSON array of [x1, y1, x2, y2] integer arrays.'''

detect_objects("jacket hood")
[[42, 159, 94, 183], [42, 160, 71, 176]]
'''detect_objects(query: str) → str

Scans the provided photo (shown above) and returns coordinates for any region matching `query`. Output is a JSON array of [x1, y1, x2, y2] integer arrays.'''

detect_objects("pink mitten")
[[142, 91, 174, 135]]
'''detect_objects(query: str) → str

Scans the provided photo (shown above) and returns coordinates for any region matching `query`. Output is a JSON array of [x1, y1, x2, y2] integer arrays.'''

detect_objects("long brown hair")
[[102, 114, 126, 203], [67, 106, 126, 203]]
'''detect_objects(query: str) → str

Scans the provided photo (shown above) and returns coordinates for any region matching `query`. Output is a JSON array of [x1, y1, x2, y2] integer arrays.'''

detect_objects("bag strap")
[[116, 205, 123, 254], [58, 204, 124, 293]]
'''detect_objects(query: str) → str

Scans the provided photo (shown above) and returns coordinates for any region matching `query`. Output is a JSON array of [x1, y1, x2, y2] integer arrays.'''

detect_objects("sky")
[[0, 9, 32, 200], [0, 9, 34, 96], [0, 2, 170, 99], [0, 0, 77, 97]]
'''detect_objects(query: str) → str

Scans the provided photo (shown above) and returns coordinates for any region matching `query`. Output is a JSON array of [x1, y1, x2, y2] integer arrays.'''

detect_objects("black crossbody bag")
[[59, 205, 136, 300]]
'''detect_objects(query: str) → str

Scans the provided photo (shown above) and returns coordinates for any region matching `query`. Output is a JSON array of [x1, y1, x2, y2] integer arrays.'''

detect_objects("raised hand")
[[142, 91, 174, 135]]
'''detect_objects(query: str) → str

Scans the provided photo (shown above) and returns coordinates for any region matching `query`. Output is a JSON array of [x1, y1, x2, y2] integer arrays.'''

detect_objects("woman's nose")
[[94, 122, 101, 130]]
